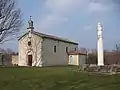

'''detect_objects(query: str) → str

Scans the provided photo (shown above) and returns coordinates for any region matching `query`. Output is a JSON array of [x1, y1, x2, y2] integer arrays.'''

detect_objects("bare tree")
[[79, 47, 87, 54], [112, 44, 120, 64], [6, 48, 13, 54], [104, 50, 110, 65], [0, 0, 22, 43], [85, 48, 97, 65], [0, 48, 13, 65], [87, 53, 97, 65], [0, 48, 5, 65]]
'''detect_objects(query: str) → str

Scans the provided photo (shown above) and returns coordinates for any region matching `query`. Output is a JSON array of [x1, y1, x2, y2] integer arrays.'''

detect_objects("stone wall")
[[12, 55, 18, 66], [85, 64, 120, 73], [42, 38, 78, 66]]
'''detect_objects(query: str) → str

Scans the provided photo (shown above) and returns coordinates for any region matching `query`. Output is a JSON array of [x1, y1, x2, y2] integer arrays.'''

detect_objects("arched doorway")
[[28, 55, 32, 66]]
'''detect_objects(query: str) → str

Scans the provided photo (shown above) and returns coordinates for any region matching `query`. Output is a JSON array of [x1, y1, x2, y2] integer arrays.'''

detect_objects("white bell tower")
[[97, 23, 104, 66], [27, 16, 34, 38]]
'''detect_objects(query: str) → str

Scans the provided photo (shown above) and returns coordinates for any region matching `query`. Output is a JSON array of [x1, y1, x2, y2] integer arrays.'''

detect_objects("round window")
[[28, 41, 31, 46]]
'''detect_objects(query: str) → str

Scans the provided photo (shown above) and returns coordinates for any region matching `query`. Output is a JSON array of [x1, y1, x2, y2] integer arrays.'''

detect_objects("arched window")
[[74, 48, 76, 51], [54, 46, 56, 53], [66, 47, 68, 52]]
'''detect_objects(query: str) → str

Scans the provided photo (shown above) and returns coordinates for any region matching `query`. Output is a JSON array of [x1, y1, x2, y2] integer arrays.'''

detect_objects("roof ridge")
[[33, 31, 77, 43], [19, 30, 78, 45]]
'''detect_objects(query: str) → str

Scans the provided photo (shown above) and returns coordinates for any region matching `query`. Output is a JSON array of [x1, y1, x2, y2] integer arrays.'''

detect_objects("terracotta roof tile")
[[68, 51, 86, 55]]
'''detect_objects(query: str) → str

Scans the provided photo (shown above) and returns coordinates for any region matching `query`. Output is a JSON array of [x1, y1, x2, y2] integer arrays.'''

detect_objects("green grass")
[[0, 66, 120, 90]]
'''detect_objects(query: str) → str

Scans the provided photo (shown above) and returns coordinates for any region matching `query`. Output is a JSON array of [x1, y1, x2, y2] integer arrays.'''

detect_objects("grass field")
[[0, 66, 120, 90]]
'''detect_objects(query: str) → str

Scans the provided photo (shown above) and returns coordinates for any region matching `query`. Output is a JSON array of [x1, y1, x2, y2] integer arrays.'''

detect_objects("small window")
[[75, 48, 77, 51], [28, 41, 31, 46], [54, 46, 56, 53], [66, 47, 68, 52]]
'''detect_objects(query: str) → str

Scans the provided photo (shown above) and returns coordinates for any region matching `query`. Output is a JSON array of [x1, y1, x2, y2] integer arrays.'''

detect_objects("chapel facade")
[[18, 17, 78, 67]]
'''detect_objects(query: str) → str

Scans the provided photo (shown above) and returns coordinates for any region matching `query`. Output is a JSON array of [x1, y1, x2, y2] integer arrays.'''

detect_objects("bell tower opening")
[[27, 16, 34, 30]]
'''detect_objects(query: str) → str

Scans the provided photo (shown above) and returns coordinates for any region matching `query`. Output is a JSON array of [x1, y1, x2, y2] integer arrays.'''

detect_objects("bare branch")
[[0, 0, 22, 43], [0, 35, 19, 44]]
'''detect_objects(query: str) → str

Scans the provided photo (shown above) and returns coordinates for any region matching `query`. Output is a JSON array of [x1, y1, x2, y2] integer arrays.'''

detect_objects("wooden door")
[[28, 55, 32, 66]]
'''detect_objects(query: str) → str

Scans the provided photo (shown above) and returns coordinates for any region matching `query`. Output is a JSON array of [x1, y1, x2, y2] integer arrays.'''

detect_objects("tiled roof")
[[18, 31, 78, 45], [68, 51, 87, 55]]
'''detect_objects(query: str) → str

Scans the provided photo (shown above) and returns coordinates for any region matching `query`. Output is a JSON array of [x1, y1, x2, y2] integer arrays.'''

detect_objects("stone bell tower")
[[27, 16, 34, 38]]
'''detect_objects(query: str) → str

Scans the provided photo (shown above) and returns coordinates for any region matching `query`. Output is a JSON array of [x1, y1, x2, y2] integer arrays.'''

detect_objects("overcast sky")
[[0, 0, 120, 52]]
